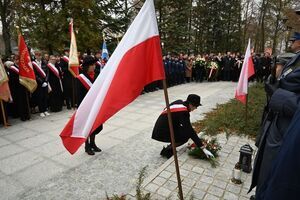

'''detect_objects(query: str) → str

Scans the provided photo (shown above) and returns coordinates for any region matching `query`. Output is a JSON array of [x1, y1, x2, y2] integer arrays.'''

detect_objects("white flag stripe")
[[236, 39, 251, 95]]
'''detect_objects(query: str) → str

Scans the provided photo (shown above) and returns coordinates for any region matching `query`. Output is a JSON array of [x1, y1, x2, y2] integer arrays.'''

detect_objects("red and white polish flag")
[[235, 39, 255, 104], [60, 0, 165, 154]]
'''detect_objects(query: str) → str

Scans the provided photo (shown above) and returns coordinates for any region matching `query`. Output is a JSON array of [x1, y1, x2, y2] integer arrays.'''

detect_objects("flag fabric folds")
[[60, 0, 165, 154], [18, 33, 37, 93], [0, 58, 11, 102], [235, 39, 255, 104], [68, 19, 80, 77]]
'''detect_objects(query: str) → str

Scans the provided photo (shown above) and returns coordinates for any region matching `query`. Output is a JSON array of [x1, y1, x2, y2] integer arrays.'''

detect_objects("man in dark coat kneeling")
[[152, 94, 214, 158]]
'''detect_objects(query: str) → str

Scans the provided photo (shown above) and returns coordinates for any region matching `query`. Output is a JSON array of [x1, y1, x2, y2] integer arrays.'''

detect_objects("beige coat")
[[185, 60, 193, 77]]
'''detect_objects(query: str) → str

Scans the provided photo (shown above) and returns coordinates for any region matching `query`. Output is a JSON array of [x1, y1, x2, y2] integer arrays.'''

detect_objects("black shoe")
[[91, 144, 102, 152], [160, 147, 167, 156], [160, 147, 173, 158], [85, 148, 95, 155]]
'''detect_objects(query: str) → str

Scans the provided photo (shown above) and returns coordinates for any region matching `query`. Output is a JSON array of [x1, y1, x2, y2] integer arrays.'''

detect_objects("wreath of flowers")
[[206, 61, 219, 69], [188, 137, 222, 168]]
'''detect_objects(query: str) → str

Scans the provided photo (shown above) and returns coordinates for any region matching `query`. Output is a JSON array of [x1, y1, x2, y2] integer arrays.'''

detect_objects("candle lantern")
[[239, 144, 253, 173]]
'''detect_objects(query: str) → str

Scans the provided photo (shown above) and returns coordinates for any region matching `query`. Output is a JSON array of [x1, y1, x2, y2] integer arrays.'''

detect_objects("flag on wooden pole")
[[68, 18, 80, 77], [60, 0, 165, 154], [235, 39, 255, 104], [18, 32, 37, 93]]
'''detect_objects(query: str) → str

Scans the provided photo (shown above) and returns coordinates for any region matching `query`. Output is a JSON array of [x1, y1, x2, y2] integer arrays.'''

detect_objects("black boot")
[[160, 146, 173, 158], [85, 140, 95, 155], [90, 134, 102, 152]]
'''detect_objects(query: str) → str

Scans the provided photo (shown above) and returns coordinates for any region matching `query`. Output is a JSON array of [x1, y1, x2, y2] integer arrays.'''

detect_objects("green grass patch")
[[193, 83, 266, 138]]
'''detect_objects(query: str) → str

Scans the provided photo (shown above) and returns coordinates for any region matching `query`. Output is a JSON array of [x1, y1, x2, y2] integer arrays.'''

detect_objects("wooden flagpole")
[[72, 77, 76, 109], [162, 79, 184, 200], [0, 100, 8, 127], [245, 94, 248, 126]]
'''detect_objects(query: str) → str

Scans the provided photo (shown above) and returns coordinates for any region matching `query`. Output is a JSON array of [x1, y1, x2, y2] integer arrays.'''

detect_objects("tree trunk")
[[243, 0, 250, 48], [272, 0, 282, 53], [0, 0, 12, 55]]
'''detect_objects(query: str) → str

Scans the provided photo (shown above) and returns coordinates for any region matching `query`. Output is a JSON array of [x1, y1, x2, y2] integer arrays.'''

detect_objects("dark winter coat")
[[152, 100, 203, 147], [250, 52, 300, 194], [257, 108, 300, 200]]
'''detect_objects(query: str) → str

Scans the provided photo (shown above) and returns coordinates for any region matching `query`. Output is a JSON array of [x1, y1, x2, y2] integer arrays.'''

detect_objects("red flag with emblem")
[[18, 33, 37, 93]]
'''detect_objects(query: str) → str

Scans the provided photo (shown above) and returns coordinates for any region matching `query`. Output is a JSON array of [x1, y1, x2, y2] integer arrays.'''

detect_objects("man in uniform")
[[60, 49, 73, 109], [32, 51, 49, 117], [152, 94, 214, 158], [250, 32, 300, 199], [222, 52, 233, 81]]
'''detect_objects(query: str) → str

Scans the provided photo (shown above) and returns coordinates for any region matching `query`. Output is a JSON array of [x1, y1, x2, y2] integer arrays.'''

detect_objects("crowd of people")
[[0, 49, 106, 123], [0, 49, 275, 126], [145, 51, 273, 91]]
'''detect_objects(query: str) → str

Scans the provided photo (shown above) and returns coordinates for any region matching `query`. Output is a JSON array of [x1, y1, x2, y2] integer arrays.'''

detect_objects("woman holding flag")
[[77, 56, 103, 155]]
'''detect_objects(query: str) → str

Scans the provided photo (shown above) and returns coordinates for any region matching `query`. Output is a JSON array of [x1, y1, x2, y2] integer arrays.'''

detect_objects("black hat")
[[82, 56, 96, 69], [186, 94, 202, 107]]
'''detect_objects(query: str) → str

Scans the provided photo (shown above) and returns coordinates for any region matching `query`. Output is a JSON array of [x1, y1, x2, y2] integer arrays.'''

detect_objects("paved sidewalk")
[[141, 133, 256, 200], [0, 81, 241, 200]]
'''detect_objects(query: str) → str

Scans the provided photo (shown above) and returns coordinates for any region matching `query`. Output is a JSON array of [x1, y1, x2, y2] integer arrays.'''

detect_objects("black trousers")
[[37, 86, 48, 113], [85, 125, 103, 149]]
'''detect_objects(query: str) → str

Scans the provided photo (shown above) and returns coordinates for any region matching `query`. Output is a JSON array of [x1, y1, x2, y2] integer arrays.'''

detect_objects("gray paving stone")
[[223, 191, 239, 200], [200, 176, 214, 184], [203, 169, 217, 177], [192, 166, 204, 174], [208, 185, 224, 197], [0, 125, 24, 136], [144, 183, 160, 193], [14, 160, 65, 188], [106, 127, 139, 140], [0, 137, 10, 147], [159, 171, 172, 179], [0, 176, 25, 200], [186, 171, 201, 181], [239, 196, 249, 200], [194, 181, 210, 191], [150, 193, 166, 200], [179, 168, 190, 177], [3, 130, 39, 142], [189, 188, 206, 199], [16, 134, 56, 149], [50, 151, 92, 168], [30, 140, 65, 158], [0, 151, 44, 175], [226, 183, 242, 194], [163, 180, 178, 191], [0, 143, 26, 159], [153, 176, 167, 186], [204, 193, 220, 200], [212, 179, 228, 189], [181, 163, 194, 170], [156, 187, 172, 197], [182, 177, 196, 187]]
